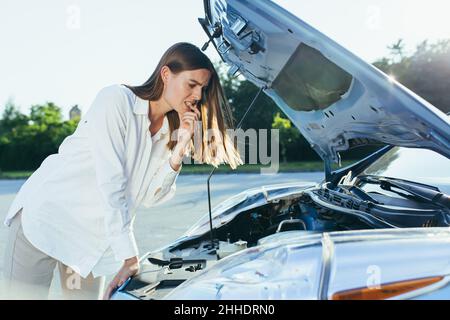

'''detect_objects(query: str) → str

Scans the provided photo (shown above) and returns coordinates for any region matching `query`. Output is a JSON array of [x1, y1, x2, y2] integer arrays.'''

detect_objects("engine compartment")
[[116, 185, 449, 300]]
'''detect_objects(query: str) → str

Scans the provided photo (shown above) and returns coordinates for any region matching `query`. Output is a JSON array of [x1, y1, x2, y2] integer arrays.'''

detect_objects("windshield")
[[358, 147, 450, 194]]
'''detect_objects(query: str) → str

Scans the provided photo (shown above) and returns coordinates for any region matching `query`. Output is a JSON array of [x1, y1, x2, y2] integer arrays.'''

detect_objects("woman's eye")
[[188, 84, 195, 89]]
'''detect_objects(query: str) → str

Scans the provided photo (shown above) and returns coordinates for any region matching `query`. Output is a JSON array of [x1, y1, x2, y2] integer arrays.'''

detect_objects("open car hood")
[[199, 0, 450, 164]]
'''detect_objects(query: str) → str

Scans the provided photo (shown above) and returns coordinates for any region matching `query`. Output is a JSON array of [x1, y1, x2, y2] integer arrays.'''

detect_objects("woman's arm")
[[101, 97, 200, 299], [84, 85, 139, 262], [141, 106, 200, 208], [170, 103, 201, 170], [103, 256, 139, 300], [169, 141, 186, 171]]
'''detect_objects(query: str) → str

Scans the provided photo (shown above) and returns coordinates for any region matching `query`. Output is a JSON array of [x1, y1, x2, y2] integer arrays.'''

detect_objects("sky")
[[1, 0, 449, 118]]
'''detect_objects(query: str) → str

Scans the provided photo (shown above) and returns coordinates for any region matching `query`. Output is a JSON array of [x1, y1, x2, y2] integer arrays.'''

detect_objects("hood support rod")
[[206, 86, 264, 251]]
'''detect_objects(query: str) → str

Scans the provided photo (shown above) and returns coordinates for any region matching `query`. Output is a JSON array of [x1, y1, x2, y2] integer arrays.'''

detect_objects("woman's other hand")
[[103, 256, 139, 300]]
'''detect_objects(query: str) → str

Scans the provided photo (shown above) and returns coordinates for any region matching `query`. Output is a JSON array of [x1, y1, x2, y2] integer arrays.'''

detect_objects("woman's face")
[[161, 66, 211, 114]]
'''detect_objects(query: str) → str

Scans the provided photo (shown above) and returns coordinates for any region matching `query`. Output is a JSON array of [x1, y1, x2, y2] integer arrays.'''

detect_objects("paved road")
[[0, 172, 323, 299]]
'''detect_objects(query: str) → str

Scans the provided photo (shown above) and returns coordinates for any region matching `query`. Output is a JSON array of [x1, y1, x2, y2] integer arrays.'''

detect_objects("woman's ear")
[[160, 66, 170, 84]]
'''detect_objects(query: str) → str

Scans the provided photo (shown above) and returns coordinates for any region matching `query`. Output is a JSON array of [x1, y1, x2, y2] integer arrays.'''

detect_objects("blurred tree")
[[272, 112, 300, 163], [0, 102, 78, 170], [0, 100, 29, 135], [387, 39, 406, 63], [215, 62, 278, 130], [374, 39, 450, 113]]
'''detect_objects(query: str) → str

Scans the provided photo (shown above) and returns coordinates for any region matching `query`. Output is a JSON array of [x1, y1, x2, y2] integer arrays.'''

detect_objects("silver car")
[[111, 0, 450, 300]]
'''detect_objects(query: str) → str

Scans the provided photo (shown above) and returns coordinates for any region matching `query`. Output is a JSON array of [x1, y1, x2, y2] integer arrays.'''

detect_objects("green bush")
[[0, 102, 79, 170]]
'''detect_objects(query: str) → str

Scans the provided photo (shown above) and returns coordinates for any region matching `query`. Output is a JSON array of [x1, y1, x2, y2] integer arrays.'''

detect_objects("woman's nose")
[[192, 88, 202, 102]]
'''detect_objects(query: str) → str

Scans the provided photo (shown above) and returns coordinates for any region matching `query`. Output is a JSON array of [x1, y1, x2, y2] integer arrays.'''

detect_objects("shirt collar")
[[134, 95, 170, 136], [133, 95, 149, 115], [159, 115, 170, 136], [151, 116, 170, 142]]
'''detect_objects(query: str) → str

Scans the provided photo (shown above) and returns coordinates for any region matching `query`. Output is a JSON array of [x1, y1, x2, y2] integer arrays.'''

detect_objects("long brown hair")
[[124, 42, 242, 169]]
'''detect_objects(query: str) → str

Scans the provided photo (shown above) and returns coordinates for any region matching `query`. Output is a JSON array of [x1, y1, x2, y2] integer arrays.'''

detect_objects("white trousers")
[[2, 209, 105, 300]]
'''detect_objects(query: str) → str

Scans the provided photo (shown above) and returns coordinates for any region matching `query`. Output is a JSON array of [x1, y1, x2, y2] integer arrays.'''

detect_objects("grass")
[[0, 160, 357, 179], [0, 171, 35, 180]]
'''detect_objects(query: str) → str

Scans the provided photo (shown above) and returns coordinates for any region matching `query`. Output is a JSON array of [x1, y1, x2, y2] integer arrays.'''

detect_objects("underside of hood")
[[200, 0, 450, 164]]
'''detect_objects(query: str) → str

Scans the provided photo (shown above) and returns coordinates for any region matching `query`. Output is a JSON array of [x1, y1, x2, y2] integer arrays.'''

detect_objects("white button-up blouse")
[[3, 84, 181, 278]]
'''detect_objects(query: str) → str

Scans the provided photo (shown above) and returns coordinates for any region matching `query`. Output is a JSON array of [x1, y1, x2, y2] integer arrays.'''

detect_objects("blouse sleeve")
[[83, 85, 139, 261], [141, 158, 182, 208]]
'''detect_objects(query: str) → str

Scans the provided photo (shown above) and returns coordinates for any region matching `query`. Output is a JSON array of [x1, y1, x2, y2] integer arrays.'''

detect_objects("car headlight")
[[163, 241, 323, 300]]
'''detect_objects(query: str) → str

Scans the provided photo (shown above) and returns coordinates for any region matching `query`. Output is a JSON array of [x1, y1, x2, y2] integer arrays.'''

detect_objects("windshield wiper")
[[358, 175, 450, 209]]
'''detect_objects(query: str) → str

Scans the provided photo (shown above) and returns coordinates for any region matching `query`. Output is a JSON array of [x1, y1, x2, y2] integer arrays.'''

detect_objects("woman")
[[2, 42, 242, 300]]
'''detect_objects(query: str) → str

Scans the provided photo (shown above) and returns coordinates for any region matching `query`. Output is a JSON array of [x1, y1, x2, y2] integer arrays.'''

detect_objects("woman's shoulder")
[[95, 84, 136, 109], [98, 83, 133, 99]]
